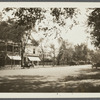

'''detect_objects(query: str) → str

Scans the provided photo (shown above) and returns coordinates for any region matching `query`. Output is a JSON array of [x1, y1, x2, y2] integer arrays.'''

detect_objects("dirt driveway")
[[0, 65, 100, 92]]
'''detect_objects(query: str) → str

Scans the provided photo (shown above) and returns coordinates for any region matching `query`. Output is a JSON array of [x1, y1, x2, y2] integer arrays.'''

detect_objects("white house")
[[24, 43, 41, 65]]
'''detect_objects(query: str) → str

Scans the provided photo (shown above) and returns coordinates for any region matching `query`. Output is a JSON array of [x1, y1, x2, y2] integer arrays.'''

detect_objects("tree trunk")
[[57, 55, 60, 65], [42, 52, 44, 67], [57, 60, 60, 65], [4, 42, 7, 67], [53, 56, 55, 66], [21, 40, 25, 68]]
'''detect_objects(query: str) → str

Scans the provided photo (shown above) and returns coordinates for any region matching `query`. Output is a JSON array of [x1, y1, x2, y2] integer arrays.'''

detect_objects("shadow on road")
[[1, 68, 100, 92], [0, 75, 64, 92], [60, 68, 100, 92]]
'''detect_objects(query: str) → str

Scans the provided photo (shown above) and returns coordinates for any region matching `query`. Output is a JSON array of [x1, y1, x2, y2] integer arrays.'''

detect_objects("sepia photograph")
[[0, 2, 100, 95]]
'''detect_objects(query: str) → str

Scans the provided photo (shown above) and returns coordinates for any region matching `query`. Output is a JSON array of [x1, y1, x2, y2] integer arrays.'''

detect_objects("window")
[[7, 45, 13, 52], [33, 49, 35, 54], [14, 47, 19, 52]]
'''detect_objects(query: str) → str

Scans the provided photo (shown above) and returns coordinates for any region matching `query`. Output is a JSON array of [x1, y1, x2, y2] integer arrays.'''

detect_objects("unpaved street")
[[0, 65, 91, 81], [0, 65, 97, 92]]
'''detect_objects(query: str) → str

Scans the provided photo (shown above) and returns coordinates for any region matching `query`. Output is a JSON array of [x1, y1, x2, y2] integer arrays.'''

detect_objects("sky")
[[0, 7, 95, 50], [32, 8, 94, 50], [64, 8, 94, 49]]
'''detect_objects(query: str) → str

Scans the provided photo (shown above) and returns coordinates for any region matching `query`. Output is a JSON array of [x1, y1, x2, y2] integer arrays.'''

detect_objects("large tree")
[[0, 21, 39, 66], [87, 8, 100, 48], [3, 7, 78, 67], [57, 40, 74, 65], [91, 50, 100, 63], [0, 21, 25, 66], [3, 8, 45, 67], [73, 43, 90, 63], [50, 44, 56, 66], [0, 21, 25, 43]]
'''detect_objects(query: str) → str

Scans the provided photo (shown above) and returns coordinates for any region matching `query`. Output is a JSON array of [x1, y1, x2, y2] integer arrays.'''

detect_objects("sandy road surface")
[[0, 65, 91, 81], [1, 65, 98, 92]]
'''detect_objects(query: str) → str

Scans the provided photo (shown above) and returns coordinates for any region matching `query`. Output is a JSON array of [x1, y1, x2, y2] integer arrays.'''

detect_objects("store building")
[[0, 40, 21, 67], [0, 40, 41, 67]]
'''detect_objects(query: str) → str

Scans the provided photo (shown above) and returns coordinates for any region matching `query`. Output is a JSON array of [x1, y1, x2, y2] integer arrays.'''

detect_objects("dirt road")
[[0, 65, 96, 92], [0, 65, 91, 81]]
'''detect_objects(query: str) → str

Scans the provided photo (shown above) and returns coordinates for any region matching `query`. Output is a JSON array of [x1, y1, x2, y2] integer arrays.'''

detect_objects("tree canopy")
[[0, 20, 39, 46], [3, 7, 78, 38], [3, 8, 45, 30], [0, 21, 25, 43], [73, 43, 90, 62], [88, 8, 100, 48], [51, 8, 77, 26], [1, 7, 79, 67]]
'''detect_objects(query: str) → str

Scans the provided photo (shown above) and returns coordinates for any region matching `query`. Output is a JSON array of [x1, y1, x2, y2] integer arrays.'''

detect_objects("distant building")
[[0, 40, 21, 66], [0, 28, 42, 67], [24, 43, 41, 66], [0, 39, 41, 67]]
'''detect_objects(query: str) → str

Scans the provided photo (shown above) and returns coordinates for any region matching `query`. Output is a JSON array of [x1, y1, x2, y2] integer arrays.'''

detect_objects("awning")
[[28, 57, 41, 61], [7, 55, 21, 60]]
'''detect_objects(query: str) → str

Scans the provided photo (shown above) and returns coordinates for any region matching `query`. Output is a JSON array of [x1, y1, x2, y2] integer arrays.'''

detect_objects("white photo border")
[[0, 2, 100, 98]]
